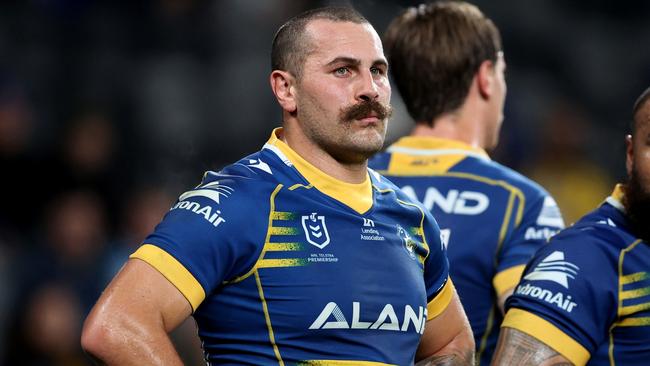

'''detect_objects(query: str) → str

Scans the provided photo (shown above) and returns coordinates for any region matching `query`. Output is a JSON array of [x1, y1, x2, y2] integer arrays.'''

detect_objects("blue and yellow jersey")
[[130, 129, 453, 366], [368, 136, 564, 364], [504, 185, 650, 365]]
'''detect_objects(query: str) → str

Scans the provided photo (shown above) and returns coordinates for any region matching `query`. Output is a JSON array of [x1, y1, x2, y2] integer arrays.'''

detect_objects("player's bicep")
[[416, 290, 474, 364], [88, 258, 192, 333], [492, 327, 574, 366]]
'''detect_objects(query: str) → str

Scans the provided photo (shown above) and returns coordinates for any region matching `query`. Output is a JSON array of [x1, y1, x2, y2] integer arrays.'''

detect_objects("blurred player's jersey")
[[505, 185, 650, 365], [131, 129, 452, 366], [369, 136, 564, 365]]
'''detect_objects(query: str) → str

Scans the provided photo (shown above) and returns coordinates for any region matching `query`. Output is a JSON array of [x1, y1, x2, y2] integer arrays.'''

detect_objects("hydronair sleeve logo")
[[302, 213, 330, 249], [171, 181, 233, 227], [535, 196, 564, 228], [178, 181, 234, 204], [523, 251, 579, 289]]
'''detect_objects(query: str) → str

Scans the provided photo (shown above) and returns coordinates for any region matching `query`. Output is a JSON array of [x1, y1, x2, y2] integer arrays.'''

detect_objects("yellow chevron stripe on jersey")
[[622, 271, 648, 284], [226, 184, 284, 284], [272, 211, 296, 220], [269, 227, 299, 235], [618, 240, 645, 317], [620, 302, 650, 316], [130, 244, 205, 311], [493, 265, 526, 296], [621, 286, 650, 300], [298, 360, 396, 365], [427, 278, 454, 320], [502, 308, 590, 365], [617, 317, 650, 327], [266, 242, 304, 251], [258, 258, 308, 268], [267, 129, 373, 214]]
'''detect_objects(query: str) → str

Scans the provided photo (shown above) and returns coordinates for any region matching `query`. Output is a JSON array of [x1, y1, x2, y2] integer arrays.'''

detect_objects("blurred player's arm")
[[494, 265, 524, 314], [497, 287, 515, 314], [492, 327, 573, 365], [81, 258, 191, 365], [415, 291, 475, 366]]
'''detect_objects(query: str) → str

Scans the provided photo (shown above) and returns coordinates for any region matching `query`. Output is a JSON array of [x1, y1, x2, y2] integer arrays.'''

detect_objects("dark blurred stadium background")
[[0, 0, 649, 364]]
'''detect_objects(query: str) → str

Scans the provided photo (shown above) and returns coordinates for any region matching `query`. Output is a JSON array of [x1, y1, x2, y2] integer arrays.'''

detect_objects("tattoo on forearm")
[[492, 328, 574, 366], [415, 350, 474, 366]]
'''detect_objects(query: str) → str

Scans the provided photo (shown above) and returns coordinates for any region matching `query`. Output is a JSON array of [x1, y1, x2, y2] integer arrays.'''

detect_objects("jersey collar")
[[386, 136, 490, 160], [264, 128, 373, 214], [605, 184, 626, 213]]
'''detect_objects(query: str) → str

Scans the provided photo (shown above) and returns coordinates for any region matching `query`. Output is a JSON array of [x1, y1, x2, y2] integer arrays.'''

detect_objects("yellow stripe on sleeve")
[[427, 278, 454, 320], [130, 244, 206, 311], [502, 308, 590, 366], [493, 265, 526, 296]]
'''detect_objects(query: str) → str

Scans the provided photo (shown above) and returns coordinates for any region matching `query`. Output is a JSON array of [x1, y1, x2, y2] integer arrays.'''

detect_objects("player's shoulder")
[[371, 168, 421, 204], [459, 158, 549, 198], [180, 153, 284, 213], [557, 202, 639, 253], [371, 168, 439, 225]]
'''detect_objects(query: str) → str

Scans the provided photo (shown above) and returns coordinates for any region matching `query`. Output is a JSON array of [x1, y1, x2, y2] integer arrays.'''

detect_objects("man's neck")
[[280, 126, 369, 184], [411, 109, 486, 149]]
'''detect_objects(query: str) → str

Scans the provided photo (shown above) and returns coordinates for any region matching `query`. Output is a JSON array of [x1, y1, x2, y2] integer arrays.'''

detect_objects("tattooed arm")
[[415, 292, 475, 366], [491, 327, 574, 366]]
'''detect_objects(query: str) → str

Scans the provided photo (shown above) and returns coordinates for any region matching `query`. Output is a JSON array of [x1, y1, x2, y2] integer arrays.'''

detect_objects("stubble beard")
[[622, 166, 650, 243]]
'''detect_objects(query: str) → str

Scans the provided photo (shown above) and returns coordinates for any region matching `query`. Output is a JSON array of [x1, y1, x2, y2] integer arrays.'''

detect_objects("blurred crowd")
[[0, 0, 649, 364]]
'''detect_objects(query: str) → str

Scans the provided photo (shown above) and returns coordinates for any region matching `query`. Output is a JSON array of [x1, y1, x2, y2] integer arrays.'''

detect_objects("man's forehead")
[[303, 19, 384, 61]]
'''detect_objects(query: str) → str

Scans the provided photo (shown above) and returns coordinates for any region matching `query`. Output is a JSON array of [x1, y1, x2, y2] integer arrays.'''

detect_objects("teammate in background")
[[81, 7, 474, 365], [492, 88, 650, 365], [369, 2, 564, 364]]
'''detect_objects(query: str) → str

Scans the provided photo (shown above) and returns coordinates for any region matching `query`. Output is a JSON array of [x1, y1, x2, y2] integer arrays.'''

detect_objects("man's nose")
[[356, 71, 379, 102]]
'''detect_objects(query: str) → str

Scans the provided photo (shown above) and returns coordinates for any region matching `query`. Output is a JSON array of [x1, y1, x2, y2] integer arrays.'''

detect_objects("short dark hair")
[[271, 7, 368, 79], [632, 86, 650, 134], [384, 1, 502, 123]]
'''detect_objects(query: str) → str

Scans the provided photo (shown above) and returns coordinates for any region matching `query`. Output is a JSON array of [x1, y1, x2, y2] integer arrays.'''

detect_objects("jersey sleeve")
[[421, 209, 453, 320], [503, 229, 618, 365], [494, 193, 565, 296], [130, 175, 270, 311]]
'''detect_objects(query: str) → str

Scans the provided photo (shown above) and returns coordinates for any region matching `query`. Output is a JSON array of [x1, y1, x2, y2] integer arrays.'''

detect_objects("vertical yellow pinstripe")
[[255, 270, 284, 365], [496, 191, 516, 254], [224, 184, 284, 284], [610, 239, 643, 365], [476, 304, 496, 360], [477, 190, 517, 362]]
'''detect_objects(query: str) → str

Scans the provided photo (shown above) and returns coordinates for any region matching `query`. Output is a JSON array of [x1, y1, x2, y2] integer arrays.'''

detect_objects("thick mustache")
[[341, 100, 393, 122]]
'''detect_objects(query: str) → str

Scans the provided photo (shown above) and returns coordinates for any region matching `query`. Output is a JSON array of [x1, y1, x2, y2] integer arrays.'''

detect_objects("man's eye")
[[370, 67, 384, 75], [334, 67, 349, 76]]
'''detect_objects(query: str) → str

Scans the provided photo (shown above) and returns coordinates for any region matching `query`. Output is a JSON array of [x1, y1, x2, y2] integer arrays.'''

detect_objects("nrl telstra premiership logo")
[[302, 212, 330, 249]]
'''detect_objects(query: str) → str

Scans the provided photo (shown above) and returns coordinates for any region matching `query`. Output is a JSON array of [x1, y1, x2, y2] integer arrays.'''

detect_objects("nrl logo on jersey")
[[302, 212, 330, 249]]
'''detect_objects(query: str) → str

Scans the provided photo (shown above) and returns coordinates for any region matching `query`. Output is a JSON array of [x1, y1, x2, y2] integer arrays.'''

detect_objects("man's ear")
[[477, 59, 495, 100], [626, 134, 634, 176], [270, 70, 297, 113]]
